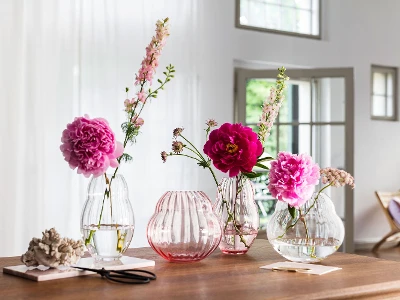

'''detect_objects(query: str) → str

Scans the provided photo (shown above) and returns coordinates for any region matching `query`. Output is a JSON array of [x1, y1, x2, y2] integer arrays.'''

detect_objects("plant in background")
[[161, 67, 289, 251], [60, 18, 175, 251]]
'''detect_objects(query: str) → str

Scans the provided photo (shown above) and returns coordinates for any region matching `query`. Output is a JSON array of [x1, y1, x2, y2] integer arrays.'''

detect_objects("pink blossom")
[[132, 115, 144, 127], [137, 92, 147, 103], [135, 19, 170, 86], [268, 152, 320, 208], [320, 167, 355, 189], [258, 87, 284, 143], [60, 115, 124, 178], [203, 123, 263, 177]]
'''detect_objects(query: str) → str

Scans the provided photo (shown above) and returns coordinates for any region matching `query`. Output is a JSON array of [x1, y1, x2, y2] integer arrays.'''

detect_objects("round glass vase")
[[267, 192, 344, 263], [146, 191, 222, 262], [81, 174, 135, 261], [213, 177, 259, 255]]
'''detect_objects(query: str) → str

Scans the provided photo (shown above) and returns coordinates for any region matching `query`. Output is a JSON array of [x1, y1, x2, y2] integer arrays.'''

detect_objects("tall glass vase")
[[147, 191, 222, 262], [213, 176, 259, 254], [81, 174, 135, 261], [267, 192, 344, 263]]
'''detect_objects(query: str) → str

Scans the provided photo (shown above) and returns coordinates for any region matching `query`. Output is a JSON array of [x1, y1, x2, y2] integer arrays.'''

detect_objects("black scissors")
[[74, 267, 157, 284]]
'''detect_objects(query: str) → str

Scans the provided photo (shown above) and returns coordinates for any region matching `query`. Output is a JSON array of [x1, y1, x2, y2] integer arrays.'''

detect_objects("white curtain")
[[0, 0, 221, 256]]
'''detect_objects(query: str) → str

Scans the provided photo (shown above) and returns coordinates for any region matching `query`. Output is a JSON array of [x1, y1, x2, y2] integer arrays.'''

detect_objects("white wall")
[[2, 0, 399, 256]]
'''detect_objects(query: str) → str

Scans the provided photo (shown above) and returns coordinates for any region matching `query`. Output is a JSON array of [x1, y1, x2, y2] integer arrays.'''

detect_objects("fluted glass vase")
[[213, 177, 259, 254], [81, 174, 135, 261], [267, 192, 344, 263], [146, 191, 222, 262]]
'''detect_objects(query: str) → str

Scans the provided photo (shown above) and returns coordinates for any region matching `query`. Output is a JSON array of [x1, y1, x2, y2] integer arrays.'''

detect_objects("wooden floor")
[[356, 246, 400, 261]]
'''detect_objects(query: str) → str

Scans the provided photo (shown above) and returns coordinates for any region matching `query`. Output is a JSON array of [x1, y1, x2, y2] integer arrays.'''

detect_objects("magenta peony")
[[60, 115, 124, 178], [203, 123, 263, 177], [268, 152, 320, 208]]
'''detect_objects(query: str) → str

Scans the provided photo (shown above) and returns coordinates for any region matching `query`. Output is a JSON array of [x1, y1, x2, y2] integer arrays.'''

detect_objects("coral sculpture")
[[21, 228, 84, 268]]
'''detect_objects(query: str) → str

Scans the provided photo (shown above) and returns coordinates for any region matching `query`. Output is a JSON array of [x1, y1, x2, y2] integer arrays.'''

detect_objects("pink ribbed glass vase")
[[146, 191, 222, 262]]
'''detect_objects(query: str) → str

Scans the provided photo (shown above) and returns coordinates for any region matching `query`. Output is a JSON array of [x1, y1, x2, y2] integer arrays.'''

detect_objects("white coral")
[[21, 228, 84, 268]]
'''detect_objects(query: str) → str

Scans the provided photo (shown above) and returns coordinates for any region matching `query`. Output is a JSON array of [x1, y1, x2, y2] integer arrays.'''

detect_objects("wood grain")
[[2, 240, 400, 299]]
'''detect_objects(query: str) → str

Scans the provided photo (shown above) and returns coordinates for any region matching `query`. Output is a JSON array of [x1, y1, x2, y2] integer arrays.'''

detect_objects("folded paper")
[[260, 261, 341, 275]]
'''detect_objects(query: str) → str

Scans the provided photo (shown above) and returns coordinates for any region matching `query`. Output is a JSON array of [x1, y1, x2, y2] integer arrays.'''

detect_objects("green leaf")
[[157, 79, 162, 84], [242, 172, 263, 179], [288, 205, 297, 220], [255, 163, 269, 170], [120, 153, 133, 163], [125, 87, 129, 93], [257, 156, 274, 163], [197, 160, 211, 169]]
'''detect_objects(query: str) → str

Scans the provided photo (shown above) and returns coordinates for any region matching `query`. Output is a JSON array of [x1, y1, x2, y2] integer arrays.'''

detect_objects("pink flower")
[[132, 115, 144, 127], [268, 152, 320, 208], [135, 19, 170, 86], [203, 123, 263, 177], [137, 92, 147, 103], [60, 115, 124, 178]]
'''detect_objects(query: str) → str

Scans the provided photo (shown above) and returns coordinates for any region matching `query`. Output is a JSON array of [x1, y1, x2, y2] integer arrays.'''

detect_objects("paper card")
[[260, 261, 341, 275], [3, 256, 155, 281]]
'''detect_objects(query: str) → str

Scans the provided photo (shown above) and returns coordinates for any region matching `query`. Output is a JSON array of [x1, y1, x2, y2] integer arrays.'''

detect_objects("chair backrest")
[[375, 191, 400, 231]]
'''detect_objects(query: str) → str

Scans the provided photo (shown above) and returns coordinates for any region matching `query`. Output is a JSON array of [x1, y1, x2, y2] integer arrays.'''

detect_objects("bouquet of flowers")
[[60, 18, 175, 250], [161, 67, 289, 252]]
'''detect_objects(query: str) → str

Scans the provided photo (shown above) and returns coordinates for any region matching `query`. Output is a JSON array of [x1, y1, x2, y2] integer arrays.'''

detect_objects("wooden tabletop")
[[2, 240, 400, 300]]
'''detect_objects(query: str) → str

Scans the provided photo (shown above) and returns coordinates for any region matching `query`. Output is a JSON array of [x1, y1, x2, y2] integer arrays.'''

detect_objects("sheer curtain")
[[0, 0, 219, 256]]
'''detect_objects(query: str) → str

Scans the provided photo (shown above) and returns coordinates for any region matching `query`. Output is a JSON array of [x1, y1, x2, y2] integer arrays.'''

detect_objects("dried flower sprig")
[[320, 167, 355, 189], [257, 67, 289, 145]]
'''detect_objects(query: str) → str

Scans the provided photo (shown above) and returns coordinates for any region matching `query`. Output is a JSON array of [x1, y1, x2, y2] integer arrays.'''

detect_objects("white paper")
[[260, 261, 341, 275]]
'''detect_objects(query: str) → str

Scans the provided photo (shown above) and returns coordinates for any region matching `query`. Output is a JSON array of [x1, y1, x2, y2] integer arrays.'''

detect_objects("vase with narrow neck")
[[81, 174, 135, 261], [267, 192, 344, 263], [146, 191, 222, 262], [213, 176, 259, 254]]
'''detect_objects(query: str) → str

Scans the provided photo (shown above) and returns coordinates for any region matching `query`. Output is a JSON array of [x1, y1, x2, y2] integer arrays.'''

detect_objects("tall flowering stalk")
[[257, 67, 289, 145], [161, 68, 289, 249], [61, 18, 175, 249]]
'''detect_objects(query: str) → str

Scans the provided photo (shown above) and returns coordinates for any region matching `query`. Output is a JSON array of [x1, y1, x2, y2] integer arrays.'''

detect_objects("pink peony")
[[268, 152, 320, 208], [203, 123, 263, 177], [60, 115, 124, 178]]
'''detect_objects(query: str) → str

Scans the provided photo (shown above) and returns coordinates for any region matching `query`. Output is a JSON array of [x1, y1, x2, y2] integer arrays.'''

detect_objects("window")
[[236, 0, 320, 38], [371, 65, 397, 121], [235, 67, 354, 252]]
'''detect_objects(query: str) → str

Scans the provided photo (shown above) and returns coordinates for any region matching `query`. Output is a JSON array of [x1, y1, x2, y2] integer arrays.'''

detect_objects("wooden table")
[[2, 240, 400, 299]]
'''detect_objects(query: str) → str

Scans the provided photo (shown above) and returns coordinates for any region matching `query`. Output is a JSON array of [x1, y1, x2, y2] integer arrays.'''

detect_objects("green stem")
[[278, 182, 334, 239]]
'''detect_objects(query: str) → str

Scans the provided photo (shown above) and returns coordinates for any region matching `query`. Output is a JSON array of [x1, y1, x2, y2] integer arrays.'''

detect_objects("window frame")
[[235, 67, 355, 253], [235, 0, 322, 40], [370, 65, 398, 121]]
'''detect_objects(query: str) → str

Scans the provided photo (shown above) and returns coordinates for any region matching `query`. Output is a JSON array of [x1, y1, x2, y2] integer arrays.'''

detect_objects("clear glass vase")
[[267, 192, 344, 263], [81, 174, 135, 261], [146, 191, 222, 262], [213, 177, 259, 254]]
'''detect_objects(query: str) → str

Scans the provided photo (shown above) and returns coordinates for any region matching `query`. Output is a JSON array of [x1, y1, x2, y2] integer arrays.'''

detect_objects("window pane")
[[387, 73, 393, 97], [278, 125, 311, 154], [312, 78, 345, 122], [312, 125, 345, 219], [372, 95, 386, 116], [387, 96, 394, 117], [239, 0, 320, 37], [251, 172, 276, 230], [246, 79, 276, 124], [296, 10, 311, 35], [373, 72, 386, 95]]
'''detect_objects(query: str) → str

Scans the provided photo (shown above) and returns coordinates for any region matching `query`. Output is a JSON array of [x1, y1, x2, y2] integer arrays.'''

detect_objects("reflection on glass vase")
[[81, 174, 135, 261], [147, 191, 222, 262], [267, 192, 344, 263], [213, 177, 259, 254]]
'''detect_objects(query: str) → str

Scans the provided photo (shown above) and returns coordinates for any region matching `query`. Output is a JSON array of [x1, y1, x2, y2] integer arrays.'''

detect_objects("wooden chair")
[[372, 191, 400, 252]]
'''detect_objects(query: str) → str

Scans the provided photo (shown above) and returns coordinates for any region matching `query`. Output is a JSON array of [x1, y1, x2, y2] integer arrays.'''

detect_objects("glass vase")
[[81, 174, 135, 261], [267, 192, 344, 263], [213, 177, 259, 255], [146, 191, 222, 262]]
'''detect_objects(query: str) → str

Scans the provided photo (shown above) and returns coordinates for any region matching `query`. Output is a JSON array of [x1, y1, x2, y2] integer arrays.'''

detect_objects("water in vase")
[[219, 229, 258, 254], [270, 237, 341, 263], [82, 224, 134, 261]]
